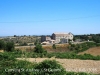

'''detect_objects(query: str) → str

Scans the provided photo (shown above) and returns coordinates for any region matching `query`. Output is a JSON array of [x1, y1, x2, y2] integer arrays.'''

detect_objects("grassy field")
[[78, 47, 100, 56], [43, 44, 69, 52], [17, 58, 100, 74]]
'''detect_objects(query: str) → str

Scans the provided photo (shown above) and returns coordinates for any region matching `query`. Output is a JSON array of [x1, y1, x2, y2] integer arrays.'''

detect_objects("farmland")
[[17, 58, 100, 74], [15, 43, 69, 52], [78, 47, 100, 56]]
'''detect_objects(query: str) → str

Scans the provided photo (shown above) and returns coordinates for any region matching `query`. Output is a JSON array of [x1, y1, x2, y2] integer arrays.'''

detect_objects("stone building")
[[41, 35, 51, 42], [52, 32, 73, 43], [41, 32, 74, 44]]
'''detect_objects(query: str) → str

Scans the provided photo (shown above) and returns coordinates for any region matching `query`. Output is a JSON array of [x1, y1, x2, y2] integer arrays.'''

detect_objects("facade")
[[52, 32, 73, 43], [41, 32, 74, 44], [41, 36, 51, 42]]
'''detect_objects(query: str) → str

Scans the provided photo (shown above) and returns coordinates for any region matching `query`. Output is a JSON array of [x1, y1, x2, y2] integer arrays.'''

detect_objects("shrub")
[[46, 52, 100, 60], [5, 42, 15, 52], [19, 42, 28, 46], [52, 44, 56, 49], [0, 52, 35, 75], [69, 42, 98, 53], [96, 43, 100, 46], [34, 60, 66, 75], [34, 44, 47, 54], [0, 40, 5, 50]]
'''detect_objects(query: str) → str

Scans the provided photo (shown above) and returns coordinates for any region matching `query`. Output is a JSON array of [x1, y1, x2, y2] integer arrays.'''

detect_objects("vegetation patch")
[[68, 42, 99, 53], [0, 52, 95, 75]]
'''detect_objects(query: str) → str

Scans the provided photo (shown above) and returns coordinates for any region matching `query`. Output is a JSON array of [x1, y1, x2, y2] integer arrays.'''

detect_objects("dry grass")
[[0, 50, 4, 53], [15, 44, 70, 52], [78, 47, 100, 56], [43, 44, 69, 52], [17, 58, 100, 74]]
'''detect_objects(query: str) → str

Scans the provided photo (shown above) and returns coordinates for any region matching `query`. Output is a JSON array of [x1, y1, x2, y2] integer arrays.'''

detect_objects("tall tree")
[[5, 42, 15, 52], [0, 40, 5, 50], [34, 44, 44, 53]]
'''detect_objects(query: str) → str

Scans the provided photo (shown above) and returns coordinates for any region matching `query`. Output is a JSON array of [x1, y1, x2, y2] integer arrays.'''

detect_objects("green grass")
[[1, 49, 100, 60]]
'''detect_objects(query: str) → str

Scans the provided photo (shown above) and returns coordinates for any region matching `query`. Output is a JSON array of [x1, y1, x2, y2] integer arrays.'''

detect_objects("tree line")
[[74, 34, 100, 43]]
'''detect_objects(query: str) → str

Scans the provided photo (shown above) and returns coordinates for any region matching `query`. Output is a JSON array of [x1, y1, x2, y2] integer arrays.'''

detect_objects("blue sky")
[[0, 0, 100, 36]]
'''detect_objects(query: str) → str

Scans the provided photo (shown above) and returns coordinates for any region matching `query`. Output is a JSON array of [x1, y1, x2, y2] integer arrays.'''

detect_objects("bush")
[[34, 60, 66, 75], [69, 42, 98, 53], [46, 52, 100, 60], [96, 43, 100, 46], [0, 41, 15, 52], [0, 52, 15, 61], [52, 44, 56, 49], [0, 40, 5, 50], [19, 42, 28, 46], [5, 42, 15, 52], [34, 44, 47, 54], [0, 52, 35, 75]]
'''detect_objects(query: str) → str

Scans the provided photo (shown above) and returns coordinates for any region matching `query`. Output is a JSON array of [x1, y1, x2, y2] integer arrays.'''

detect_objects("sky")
[[0, 0, 100, 36]]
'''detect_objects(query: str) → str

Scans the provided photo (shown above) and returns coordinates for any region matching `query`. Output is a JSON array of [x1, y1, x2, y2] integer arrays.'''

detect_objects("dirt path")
[[17, 58, 100, 74]]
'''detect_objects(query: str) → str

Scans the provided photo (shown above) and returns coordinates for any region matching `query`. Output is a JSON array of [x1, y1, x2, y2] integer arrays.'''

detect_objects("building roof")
[[52, 32, 73, 37], [52, 32, 69, 36], [53, 32, 68, 34]]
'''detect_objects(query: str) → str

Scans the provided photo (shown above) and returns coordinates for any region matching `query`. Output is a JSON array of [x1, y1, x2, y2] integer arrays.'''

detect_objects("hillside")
[[78, 47, 100, 56]]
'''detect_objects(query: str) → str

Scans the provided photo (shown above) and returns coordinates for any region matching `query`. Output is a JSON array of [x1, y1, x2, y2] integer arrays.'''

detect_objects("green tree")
[[22, 42, 27, 46], [0, 40, 5, 50], [5, 42, 15, 52], [34, 44, 44, 53], [52, 44, 56, 49], [34, 39, 40, 45]]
